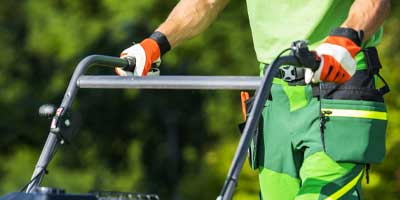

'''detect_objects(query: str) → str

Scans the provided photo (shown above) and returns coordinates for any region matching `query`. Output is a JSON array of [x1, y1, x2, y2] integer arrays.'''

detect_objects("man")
[[115, 0, 391, 199]]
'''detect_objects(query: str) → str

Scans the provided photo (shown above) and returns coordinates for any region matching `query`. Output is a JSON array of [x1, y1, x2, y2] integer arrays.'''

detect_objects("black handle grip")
[[291, 40, 320, 71]]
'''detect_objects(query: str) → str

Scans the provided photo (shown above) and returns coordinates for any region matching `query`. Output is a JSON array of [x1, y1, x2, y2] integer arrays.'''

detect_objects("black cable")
[[262, 48, 292, 75], [19, 168, 47, 192], [275, 48, 292, 59]]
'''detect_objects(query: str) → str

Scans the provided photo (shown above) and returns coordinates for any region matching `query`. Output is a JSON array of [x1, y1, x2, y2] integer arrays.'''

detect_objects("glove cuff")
[[330, 27, 364, 46], [149, 31, 171, 56]]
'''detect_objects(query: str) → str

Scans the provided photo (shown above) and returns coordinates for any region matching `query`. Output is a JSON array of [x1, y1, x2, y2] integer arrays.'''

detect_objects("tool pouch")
[[318, 47, 388, 164]]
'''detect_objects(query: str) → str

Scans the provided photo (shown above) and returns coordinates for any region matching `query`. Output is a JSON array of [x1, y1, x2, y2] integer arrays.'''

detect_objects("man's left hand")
[[305, 27, 363, 84]]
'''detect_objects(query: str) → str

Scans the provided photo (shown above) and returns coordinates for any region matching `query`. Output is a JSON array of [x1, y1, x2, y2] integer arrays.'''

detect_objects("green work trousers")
[[254, 77, 387, 200]]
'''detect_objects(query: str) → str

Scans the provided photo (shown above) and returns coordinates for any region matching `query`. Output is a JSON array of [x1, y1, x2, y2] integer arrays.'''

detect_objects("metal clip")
[[281, 65, 296, 82]]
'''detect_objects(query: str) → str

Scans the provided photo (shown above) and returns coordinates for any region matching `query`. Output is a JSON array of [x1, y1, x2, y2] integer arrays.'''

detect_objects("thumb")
[[304, 68, 314, 84]]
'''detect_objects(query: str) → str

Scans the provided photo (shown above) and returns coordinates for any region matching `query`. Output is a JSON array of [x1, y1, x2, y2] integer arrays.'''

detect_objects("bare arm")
[[342, 0, 391, 41], [156, 0, 230, 48]]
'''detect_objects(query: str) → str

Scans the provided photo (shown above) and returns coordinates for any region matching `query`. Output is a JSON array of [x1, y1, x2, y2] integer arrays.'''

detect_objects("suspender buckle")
[[280, 65, 297, 82]]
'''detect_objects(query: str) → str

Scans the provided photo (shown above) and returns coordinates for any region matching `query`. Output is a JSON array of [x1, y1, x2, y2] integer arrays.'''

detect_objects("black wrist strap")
[[149, 31, 171, 56], [330, 27, 364, 46]]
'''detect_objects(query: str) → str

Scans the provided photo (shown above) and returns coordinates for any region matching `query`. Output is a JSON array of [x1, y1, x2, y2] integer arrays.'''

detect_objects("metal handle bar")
[[78, 76, 261, 90]]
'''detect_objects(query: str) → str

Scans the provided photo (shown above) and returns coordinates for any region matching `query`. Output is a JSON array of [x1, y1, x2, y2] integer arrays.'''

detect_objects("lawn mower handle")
[[26, 42, 312, 197], [26, 55, 132, 193]]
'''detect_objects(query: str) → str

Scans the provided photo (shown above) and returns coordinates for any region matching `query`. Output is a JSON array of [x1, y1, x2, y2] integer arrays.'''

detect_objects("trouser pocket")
[[321, 99, 387, 163]]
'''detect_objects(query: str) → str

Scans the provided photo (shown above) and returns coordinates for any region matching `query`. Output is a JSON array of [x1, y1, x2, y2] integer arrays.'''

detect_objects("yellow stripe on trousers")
[[325, 170, 363, 200], [321, 108, 387, 120]]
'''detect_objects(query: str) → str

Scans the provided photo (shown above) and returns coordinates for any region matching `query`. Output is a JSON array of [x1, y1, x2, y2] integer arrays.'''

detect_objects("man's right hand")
[[115, 38, 161, 76]]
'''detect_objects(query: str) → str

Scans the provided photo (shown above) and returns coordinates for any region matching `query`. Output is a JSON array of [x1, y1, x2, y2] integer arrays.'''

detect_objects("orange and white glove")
[[115, 31, 171, 76], [305, 28, 363, 84]]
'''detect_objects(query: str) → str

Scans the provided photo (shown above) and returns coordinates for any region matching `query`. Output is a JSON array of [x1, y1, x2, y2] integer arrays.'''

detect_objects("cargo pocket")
[[321, 99, 387, 164]]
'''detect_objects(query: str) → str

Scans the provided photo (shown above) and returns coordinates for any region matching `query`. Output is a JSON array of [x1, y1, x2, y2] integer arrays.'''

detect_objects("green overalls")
[[245, 0, 388, 199]]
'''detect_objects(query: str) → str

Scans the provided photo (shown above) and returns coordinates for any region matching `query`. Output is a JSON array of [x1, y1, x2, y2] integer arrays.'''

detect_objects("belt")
[[264, 47, 390, 100], [264, 64, 320, 97]]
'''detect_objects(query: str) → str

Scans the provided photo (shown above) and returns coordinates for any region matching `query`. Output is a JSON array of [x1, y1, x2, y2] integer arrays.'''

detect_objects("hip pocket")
[[321, 99, 387, 164]]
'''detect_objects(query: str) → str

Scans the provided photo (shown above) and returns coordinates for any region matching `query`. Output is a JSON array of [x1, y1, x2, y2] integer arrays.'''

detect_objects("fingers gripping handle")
[[123, 56, 137, 72], [117, 56, 160, 76], [122, 56, 160, 76]]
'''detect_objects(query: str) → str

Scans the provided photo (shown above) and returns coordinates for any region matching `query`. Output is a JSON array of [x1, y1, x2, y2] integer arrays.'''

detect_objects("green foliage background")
[[0, 1, 398, 199]]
